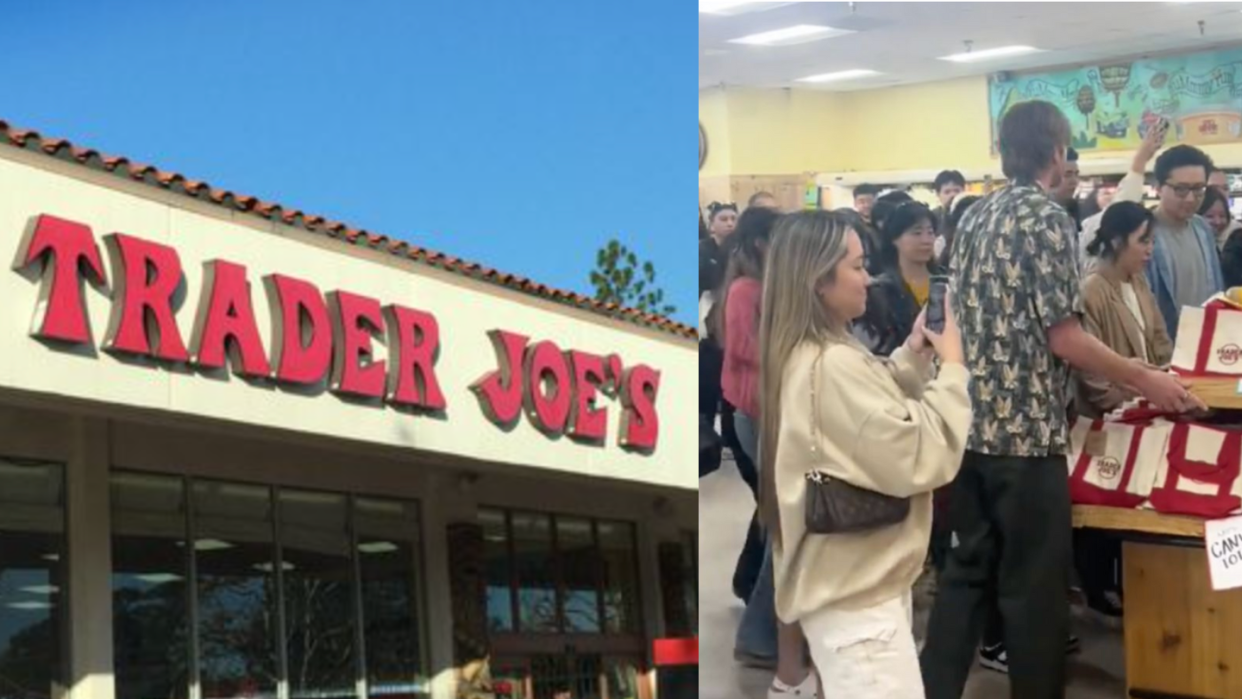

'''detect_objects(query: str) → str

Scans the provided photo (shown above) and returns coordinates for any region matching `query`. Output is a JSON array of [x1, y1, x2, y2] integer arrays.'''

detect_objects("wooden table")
[[1185, 375, 1242, 411], [1073, 505, 1242, 698]]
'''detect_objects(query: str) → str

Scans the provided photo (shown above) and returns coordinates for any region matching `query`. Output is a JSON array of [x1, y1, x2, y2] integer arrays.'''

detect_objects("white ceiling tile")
[[701, 1, 1242, 91]]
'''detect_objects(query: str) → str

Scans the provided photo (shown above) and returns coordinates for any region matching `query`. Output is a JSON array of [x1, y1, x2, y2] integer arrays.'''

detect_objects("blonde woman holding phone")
[[758, 210, 972, 697]]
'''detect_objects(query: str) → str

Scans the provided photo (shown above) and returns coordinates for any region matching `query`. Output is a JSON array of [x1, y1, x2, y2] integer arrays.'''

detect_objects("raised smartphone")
[[926, 276, 950, 334]]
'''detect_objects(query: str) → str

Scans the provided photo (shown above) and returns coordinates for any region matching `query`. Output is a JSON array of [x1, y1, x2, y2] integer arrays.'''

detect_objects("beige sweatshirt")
[[772, 340, 972, 623]]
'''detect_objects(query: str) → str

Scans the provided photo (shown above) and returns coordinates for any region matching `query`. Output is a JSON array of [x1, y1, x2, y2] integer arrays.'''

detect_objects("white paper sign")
[[1205, 515, 1242, 591]]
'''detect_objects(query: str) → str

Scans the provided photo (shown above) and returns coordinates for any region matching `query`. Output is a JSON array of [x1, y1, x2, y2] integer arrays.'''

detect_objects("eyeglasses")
[[1164, 183, 1207, 199]]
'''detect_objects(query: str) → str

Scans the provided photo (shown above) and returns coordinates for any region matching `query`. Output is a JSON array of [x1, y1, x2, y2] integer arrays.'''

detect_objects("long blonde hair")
[[758, 211, 854, 545]]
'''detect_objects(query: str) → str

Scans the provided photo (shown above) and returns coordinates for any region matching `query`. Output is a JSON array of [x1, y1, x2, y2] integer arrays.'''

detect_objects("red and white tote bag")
[[1148, 422, 1242, 518], [1067, 418, 1169, 509], [1171, 300, 1242, 377]]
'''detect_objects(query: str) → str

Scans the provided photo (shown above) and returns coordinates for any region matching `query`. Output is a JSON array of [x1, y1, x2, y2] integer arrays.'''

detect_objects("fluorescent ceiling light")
[[7, 601, 52, 611], [797, 69, 882, 84], [134, 573, 184, 585], [940, 45, 1043, 63], [729, 24, 854, 47], [700, 1, 786, 15], [253, 562, 296, 573], [358, 541, 400, 554], [193, 538, 235, 552], [19, 585, 59, 595]]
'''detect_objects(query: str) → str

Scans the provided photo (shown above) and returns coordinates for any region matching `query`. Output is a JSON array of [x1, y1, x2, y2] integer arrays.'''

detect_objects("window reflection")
[[480, 509, 513, 633], [605, 659, 639, 699], [556, 518, 600, 633], [482, 509, 642, 639], [108, 475, 429, 699], [0, 459, 65, 699], [599, 522, 640, 635], [511, 513, 556, 633], [355, 497, 427, 699], [112, 473, 189, 699], [280, 490, 354, 699], [194, 481, 279, 699], [531, 654, 600, 699]]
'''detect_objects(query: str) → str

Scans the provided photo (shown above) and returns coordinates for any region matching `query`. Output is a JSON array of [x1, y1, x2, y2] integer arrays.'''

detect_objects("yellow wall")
[[699, 87, 851, 176], [702, 76, 1242, 178], [834, 78, 993, 171], [698, 89, 732, 177]]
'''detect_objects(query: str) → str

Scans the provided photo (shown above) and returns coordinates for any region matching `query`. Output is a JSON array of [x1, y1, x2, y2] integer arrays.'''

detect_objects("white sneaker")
[[768, 672, 818, 699]]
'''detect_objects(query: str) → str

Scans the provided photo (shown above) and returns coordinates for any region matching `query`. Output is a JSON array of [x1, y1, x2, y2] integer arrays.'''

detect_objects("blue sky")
[[2, 1, 696, 326]]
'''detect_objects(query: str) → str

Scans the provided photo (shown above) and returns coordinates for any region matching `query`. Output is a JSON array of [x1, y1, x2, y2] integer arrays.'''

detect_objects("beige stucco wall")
[[0, 146, 695, 492]]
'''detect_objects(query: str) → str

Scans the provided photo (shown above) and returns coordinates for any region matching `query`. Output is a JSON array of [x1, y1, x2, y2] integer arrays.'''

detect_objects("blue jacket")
[[1144, 214, 1224, 341]]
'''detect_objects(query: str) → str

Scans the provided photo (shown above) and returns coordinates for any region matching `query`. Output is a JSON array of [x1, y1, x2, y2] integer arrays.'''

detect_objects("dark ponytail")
[[1087, 201, 1153, 259]]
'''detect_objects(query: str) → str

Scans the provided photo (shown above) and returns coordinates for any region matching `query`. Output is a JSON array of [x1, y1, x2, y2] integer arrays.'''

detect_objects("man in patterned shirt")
[[920, 100, 1201, 699]]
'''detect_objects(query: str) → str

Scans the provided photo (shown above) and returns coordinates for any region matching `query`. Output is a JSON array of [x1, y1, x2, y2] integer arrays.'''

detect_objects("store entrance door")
[[492, 647, 647, 699]]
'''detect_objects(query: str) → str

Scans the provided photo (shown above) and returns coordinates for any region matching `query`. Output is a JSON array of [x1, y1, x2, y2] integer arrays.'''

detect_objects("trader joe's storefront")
[[0, 124, 696, 699]]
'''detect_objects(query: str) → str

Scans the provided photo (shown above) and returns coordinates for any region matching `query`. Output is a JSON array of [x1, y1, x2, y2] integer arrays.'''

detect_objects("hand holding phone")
[[1135, 117, 1170, 171], [919, 279, 963, 365], [925, 276, 950, 334]]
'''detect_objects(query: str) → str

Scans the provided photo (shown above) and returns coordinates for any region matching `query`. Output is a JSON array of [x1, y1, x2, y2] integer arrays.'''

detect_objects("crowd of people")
[[699, 98, 1236, 698]]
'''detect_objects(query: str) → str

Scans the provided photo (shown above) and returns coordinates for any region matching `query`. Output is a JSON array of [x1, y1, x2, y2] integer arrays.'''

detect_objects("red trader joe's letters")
[[13, 213, 660, 451]]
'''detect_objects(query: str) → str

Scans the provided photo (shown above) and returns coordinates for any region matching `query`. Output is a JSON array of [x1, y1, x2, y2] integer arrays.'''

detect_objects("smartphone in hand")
[[926, 276, 950, 334], [1155, 116, 1171, 143]]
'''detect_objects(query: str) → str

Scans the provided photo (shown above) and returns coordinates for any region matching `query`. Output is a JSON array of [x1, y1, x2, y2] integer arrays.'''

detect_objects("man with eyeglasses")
[[1148, 144, 1224, 340]]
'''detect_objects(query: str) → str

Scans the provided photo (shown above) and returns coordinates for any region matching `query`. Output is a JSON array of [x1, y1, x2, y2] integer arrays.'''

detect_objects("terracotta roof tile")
[[0, 118, 693, 338]]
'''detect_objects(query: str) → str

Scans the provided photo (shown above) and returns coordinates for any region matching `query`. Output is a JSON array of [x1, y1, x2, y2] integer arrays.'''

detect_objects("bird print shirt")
[[949, 182, 1082, 457]]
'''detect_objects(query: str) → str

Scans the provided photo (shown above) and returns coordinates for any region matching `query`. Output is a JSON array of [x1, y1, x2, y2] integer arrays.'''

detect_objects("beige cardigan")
[[772, 340, 971, 622], [1076, 271, 1173, 418]]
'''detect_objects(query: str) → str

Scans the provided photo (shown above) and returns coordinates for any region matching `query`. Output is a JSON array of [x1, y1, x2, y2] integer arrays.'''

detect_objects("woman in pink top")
[[717, 207, 776, 439]]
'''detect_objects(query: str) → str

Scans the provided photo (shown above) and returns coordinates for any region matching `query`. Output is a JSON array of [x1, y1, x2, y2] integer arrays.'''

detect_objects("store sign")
[[470, 330, 660, 450], [1206, 515, 1242, 591], [13, 213, 660, 451]]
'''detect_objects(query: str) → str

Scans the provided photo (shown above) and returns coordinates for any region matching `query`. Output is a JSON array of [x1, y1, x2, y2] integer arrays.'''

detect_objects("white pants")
[[802, 592, 924, 699]]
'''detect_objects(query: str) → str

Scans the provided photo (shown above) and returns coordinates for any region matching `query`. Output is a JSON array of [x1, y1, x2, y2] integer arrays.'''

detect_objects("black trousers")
[[921, 451, 1072, 699], [1074, 528, 1123, 609]]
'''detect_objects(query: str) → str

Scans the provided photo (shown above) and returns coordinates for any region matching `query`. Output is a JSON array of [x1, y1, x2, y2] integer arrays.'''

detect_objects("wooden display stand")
[[1074, 505, 1242, 697], [1185, 374, 1242, 410]]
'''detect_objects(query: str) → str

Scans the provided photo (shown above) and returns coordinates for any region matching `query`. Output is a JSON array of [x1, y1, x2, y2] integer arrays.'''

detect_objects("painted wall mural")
[[990, 46, 1242, 152]]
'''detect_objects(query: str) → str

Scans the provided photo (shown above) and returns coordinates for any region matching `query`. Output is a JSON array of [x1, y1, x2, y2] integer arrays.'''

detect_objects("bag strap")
[[809, 346, 824, 467]]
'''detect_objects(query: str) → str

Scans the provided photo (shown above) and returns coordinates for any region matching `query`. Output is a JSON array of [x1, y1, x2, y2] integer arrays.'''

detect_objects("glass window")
[[556, 518, 600, 633], [112, 473, 189, 699], [280, 490, 355, 699], [530, 654, 600, 699], [0, 459, 65, 699], [193, 481, 279, 699], [355, 497, 427, 699], [605, 659, 640, 699], [479, 509, 513, 633], [511, 513, 557, 633], [481, 509, 642, 639], [599, 522, 640, 635]]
